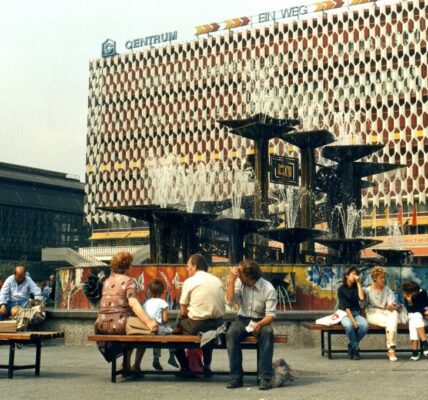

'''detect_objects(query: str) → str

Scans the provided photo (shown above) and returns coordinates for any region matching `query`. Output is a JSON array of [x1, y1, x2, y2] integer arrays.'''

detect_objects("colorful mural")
[[55, 264, 428, 311]]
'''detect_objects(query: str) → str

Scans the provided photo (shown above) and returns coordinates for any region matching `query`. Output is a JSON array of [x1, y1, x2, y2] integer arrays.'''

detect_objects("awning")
[[89, 230, 149, 240]]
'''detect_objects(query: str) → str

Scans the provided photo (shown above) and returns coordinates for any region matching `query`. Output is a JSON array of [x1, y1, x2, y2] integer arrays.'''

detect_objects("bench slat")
[[88, 334, 287, 344], [303, 323, 409, 331], [0, 332, 64, 341]]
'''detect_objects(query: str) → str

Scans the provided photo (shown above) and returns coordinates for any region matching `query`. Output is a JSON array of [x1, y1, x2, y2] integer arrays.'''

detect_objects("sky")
[[0, 0, 319, 181]]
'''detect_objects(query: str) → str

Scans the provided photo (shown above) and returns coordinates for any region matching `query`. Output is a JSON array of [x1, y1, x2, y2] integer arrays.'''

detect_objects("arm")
[[128, 297, 159, 332], [28, 278, 43, 301], [226, 267, 240, 303], [252, 315, 274, 334], [0, 279, 11, 315], [386, 287, 396, 311], [253, 284, 277, 334], [162, 308, 169, 324], [355, 276, 365, 301], [179, 304, 188, 318]]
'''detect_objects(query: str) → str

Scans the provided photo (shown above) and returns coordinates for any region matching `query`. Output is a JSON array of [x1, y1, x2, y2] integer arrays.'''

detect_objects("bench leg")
[[321, 331, 325, 356], [327, 332, 332, 359], [111, 356, 117, 383], [35, 340, 42, 376], [8, 342, 15, 379]]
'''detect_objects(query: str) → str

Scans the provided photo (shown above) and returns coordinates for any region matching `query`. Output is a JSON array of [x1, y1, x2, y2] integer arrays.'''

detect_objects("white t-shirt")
[[143, 298, 169, 324]]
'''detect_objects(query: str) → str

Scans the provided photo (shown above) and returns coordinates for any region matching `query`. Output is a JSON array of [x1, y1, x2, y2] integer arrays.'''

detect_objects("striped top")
[[231, 277, 278, 319]]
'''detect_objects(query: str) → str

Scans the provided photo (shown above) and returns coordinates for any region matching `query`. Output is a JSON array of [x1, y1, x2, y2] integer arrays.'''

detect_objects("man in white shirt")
[[175, 253, 225, 377]]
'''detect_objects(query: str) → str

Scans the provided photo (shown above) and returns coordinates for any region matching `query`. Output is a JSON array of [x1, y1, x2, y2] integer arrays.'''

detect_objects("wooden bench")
[[88, 334, 288, 382], [303, 323, 425, 359], [0, 331, 64, 378]]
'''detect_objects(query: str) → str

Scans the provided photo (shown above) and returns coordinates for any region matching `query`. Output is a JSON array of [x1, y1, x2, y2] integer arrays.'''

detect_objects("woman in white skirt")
[[364, 267, 399, 361]]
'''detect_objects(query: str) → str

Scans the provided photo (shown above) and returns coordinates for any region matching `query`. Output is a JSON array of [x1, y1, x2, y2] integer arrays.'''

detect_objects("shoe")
[[168, 354, 179, 368], [423, 348, 428, 357], [227, 379, 243, 389], [203, 368, 213, 378], [352, 349, 361, 360], [347, 344, 353, 359], [259, 379, 271, 390], [175, 369, 197, 379], [410, 354, 421, 361], [388, 348, 398, 362], [152, 359, 163, 371]]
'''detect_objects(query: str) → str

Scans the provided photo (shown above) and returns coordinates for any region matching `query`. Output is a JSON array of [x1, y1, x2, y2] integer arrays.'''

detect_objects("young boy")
[[401, 280, 428, 361], [134, 279, 178, 370]]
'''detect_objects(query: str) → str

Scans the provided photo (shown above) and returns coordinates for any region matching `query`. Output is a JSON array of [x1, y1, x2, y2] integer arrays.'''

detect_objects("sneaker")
[[347, 344, 353, 359], [423, 348, 428, 357], [227, 379, 243, 389], [352, 349, 361, 361], [410, 354, 421, 361], [259, 379, 272, 390], [152, 359, 163, 371]]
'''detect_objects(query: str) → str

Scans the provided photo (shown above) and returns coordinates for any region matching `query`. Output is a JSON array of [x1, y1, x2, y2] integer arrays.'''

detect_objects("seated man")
[[0, 266, 42, 321], [175, 253, 225, 377], [226, 260, 278, 390]]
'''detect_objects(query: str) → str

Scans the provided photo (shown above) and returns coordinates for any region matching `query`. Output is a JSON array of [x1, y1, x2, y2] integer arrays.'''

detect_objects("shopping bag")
[[315, 310, 347, 326]]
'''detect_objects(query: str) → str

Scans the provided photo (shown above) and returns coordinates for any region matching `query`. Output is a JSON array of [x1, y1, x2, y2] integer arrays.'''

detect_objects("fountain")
[[372, 221, 414, 266]]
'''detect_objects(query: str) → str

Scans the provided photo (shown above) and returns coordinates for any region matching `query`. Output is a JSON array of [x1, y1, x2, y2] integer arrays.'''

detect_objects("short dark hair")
[[239, 260, 262, 282], [342, 266, 360, 287], [188, 253, 208, 272], [401, 279, 420, 295], [148, 278, 164, 297]]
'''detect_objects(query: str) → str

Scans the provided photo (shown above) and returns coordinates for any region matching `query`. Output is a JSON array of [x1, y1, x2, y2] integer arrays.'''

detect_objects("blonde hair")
[[111, 252, 133, 274], [371, 266, 386, 281]]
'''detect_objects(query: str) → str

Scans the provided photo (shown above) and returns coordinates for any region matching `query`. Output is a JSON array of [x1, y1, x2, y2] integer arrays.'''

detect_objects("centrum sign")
[[125, 31, 177, 50]]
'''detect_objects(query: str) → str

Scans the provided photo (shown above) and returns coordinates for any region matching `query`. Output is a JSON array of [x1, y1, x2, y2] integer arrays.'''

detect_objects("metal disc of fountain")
[[259, 227, 327, 243], [281, 130, 336, 149], [207, 217, 270, 263], [372, 248, 414, 266], [353, 162, 406, 178], [218, 113, 299, 140], [321, 144, 384, 163], [314, 237, 383, 264]]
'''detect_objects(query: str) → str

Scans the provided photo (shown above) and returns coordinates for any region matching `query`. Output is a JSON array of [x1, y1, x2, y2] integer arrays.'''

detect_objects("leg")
[[341, 316, 358, 350], [226, 318, 249, 381], [152, 348, 163, 370], [133, 348, 145, 371], [257, 324, 274, 381], [354, 315, 369, 345], [408, 312, 426, 360]]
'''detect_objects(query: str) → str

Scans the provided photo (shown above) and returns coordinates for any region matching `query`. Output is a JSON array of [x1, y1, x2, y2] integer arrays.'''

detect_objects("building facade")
[[0, 162, 88, 264], [85, 1, 427, 255]]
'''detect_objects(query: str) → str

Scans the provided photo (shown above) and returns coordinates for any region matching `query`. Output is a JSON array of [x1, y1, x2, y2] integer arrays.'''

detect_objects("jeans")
[[340, 311, 369, 350], [226, 316, 274, 380], [0, 300, 29, 321]]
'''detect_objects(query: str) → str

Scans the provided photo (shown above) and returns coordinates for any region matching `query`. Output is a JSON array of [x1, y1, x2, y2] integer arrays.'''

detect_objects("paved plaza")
[[1, 343, 427, 400]]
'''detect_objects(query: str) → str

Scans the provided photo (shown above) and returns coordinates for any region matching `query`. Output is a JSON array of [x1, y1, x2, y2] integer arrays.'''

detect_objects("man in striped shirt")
[[225, 260, 278, 390]]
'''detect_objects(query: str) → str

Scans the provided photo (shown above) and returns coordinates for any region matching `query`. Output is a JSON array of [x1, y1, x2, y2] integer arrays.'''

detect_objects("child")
[[134, 279, 179, 370], [401, 279, 428, 361]]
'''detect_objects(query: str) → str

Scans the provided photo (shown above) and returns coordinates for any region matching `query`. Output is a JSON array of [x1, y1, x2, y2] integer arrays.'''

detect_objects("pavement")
[[1, 343, 427, 400]]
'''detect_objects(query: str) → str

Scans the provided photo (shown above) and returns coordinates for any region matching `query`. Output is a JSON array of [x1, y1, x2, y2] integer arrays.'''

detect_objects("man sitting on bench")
[[225, 260, 278, 391], [0, 266, 42, 321]]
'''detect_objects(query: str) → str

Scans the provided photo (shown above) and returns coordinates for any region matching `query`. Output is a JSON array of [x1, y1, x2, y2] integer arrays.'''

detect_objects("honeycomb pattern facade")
[[86, 0, 428, 226]]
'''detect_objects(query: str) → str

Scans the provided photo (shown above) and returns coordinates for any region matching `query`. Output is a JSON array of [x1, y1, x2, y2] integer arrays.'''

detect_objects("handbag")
[[315, 310, 347, 326], [125, 316, 152, 335]]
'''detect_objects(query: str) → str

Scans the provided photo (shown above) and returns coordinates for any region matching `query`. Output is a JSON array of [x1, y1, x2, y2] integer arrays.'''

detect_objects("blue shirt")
[[0, 275, 42, 305]]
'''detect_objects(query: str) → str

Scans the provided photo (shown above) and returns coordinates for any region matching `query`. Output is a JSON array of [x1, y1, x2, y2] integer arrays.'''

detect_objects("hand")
[[353, 321, 359, 330], [0, 305, 6, 316], [252, 322, 262, 335], [228, 267, 240, 282], [147, 319, 159, 333], [386, 304, 395, 312], [355, 275, 361, 284]]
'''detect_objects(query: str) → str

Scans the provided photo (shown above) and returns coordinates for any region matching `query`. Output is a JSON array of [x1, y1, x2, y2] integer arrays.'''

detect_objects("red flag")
[[411, 205, 417, 226], [397, 207, 403, 227]]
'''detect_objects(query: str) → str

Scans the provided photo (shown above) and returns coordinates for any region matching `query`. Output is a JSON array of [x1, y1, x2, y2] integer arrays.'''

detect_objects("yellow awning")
[[89, 230, 150, 240], [362, 216, 428, 228]]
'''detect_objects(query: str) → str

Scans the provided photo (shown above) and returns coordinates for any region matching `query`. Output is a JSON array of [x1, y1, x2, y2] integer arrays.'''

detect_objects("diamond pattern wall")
[[86, 1, 427, 226]]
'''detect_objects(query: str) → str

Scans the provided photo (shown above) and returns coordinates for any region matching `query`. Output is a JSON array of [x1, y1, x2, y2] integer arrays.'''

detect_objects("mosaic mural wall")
[[86, 0, 428, 226], [55, 264, 428, 311]]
